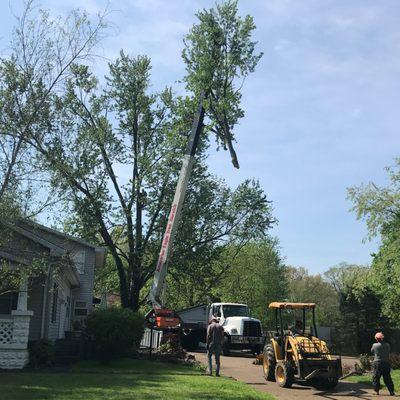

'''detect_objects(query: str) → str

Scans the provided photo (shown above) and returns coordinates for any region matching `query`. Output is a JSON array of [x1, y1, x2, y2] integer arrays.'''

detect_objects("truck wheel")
[[275, 361, 294, 388], [252, 344, 262, 355], [262, 344, 276, 381], [222, 336, 230, 356]]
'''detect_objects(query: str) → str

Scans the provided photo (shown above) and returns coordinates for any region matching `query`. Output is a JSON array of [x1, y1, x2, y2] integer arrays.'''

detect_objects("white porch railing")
[[0, 316, 13, 345], [140, 328, 163, 350], [0, 276, 33, 369]]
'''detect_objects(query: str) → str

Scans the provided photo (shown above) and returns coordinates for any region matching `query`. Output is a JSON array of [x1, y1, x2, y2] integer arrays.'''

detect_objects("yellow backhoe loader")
[[262, 302, 342, 389]]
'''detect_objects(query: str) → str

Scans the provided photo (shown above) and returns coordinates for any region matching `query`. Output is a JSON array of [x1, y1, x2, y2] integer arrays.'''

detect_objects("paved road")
[[193, 351, 395, 399]]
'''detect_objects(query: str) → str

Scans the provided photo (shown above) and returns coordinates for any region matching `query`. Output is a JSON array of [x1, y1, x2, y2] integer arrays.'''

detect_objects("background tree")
[[325, 263, 389, 354], [286, 266, 340, 326], [210, 239, 287, 328], [348, 158, 400, 322]]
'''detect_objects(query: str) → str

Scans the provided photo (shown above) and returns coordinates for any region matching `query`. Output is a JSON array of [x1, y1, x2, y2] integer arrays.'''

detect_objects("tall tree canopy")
[[7, 1, 267, 311], [183, 0, 263, 168]]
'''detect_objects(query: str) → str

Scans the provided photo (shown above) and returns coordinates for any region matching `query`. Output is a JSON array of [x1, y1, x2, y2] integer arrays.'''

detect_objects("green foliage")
[[348, 158, 400, 322], [286, 266, 340, 326], [359, 354, 372, 372], [208, 240, 286, 328], [369, 231, 400, 322], [325, 263, 390, 354], [86, 308, 144, 363], [28, 339, 55, 368], [183, 0, 263, 168], [0, 1, 107, 217], [347, 158, 400, 239], [0, 255, 49, 297], [165, 182, 275, 309]]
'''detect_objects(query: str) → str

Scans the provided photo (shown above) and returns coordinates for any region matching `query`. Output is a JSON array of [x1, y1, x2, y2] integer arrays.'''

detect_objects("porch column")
[[17, 275, 28, 311], [0, 275, 33, 369]]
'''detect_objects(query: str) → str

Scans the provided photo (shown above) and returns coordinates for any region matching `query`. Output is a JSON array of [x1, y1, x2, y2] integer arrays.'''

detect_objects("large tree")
[[348, 158, 400, 321], [15, 1, 267, 311], [0, 1, 106, 217]]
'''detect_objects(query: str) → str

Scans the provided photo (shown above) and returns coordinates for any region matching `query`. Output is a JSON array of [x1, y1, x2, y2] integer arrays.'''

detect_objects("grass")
[[348, 369, 400, 392], [0, 358, 275, 400]]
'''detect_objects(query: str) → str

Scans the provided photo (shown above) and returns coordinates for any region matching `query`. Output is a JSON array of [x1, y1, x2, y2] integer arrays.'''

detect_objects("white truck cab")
[[209, 302, 264, 355]]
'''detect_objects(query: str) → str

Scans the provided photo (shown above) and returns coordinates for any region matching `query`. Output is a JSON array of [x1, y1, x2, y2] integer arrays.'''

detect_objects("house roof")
[[1, 219, 106, 269], [20, 219, 102, 250], [21, 220, 107, 268]]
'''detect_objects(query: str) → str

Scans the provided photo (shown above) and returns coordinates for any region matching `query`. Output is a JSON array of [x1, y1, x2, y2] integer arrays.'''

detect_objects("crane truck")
[[147, 92, 264, 354]]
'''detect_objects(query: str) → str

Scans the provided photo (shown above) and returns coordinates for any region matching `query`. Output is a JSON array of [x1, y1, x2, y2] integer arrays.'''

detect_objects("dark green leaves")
[[182, 0, 263, 168]]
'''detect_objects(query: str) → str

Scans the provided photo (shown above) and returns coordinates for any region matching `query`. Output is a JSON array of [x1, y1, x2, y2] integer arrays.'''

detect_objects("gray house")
[[0, 219, 105, 369]]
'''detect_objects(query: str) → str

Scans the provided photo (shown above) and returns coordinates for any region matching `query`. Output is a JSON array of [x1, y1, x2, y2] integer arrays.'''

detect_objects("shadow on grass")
[[0, 364, 271, 400]]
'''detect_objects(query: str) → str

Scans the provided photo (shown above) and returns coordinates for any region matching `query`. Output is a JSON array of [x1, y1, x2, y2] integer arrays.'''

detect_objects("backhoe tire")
[[222, 336, 230, 356], [262, 344, 276, 381], [275, 361, 294, 388], [313, 378, 339, 390]]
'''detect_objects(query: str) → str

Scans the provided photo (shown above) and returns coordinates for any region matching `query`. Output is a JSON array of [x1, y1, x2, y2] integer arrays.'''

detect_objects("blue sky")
[[1, 0, 398, 273]]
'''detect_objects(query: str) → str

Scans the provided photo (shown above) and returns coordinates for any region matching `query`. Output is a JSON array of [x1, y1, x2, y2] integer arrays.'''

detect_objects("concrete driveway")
[[192, 351, 394, 399]]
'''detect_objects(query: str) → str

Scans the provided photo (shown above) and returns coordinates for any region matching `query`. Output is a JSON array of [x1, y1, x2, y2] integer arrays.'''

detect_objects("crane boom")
[[149, 92, 206, 308]]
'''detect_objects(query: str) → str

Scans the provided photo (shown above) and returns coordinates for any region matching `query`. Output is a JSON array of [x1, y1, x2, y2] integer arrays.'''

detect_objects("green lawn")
[[0, 359, 274, 400], [348, 369, 400, 392]]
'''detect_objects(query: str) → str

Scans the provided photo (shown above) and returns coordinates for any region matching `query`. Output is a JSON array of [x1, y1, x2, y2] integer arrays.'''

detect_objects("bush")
[[28, 339, 55, 368], [390, 352, 400, 369], [86, 307, 144, 363], [359, 353, 373, 372]]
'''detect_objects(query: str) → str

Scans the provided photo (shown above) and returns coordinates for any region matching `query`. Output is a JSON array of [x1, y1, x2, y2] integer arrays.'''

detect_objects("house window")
[[74, 301, 87, 316], [0, 292, 18, 314], [51, 283, 59, 323], [72, 251, 85, 275]]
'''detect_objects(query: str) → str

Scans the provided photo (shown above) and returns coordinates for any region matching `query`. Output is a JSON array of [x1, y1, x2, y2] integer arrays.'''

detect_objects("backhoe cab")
[[262, 302, 342, 389]]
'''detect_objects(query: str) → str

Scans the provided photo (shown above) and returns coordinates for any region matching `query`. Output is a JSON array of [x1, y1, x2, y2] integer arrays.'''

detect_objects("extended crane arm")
[[149, 92, 206, 308]]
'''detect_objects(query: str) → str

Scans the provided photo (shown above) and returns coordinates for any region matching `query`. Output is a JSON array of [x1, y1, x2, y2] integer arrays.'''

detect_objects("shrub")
[[28, 339, 54, 368], [86, 307, 144, 363], [156, 332, 186, 360], [390, 352, 400, 369], [359, 353, 373, 372]]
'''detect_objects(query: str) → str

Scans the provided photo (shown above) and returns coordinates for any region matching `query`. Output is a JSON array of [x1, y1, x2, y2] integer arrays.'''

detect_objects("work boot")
[[390, 391, 395, 396], [374, 389, 379, 395]]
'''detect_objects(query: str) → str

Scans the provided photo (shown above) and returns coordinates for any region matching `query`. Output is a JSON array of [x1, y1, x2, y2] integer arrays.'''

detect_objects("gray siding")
[[28, 277, 45, 341], [47, 273, 72, 341], [73, 247, 96, 314]]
